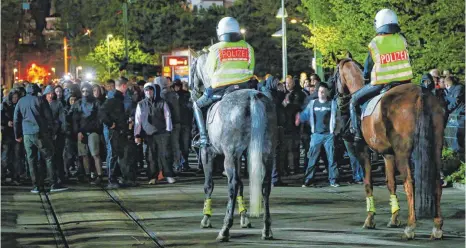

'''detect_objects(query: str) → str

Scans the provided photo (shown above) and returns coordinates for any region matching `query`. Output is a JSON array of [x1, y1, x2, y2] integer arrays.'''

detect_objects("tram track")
[[102, 187, 165, 248], [38, 191, 69, 248]]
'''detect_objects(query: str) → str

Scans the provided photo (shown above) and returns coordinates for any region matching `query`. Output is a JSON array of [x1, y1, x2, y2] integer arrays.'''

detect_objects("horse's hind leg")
[[261, 155, 273, 240], [236, 163, 251, 228], [397, 155, 416, 240], [384, 154, 402, 228], [217, 155, 239, 242], [201, 149, 215, 228], [431, 117, 444, 240], [359, 145, 376, 229]]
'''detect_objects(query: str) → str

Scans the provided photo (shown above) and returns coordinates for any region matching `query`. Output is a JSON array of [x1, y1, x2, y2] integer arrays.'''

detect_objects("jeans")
[[283, 133, 301, 174], [104, 125, 117, 180], [145, 133, 173, 179], [272, 127, 286, 183], [344, 140, 364, 181], [170, 123, 181, 171], [179, 124, 192, 169], [23, 134, 57, 187], [350, 84, 384, 134], [1, 138, 24, 179], [53, 134, 66, 183], [304, 133, 339, 183], [108, 129, 128, 183]]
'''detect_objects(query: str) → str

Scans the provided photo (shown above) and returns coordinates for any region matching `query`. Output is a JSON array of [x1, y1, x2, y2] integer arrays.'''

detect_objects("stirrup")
[[192, 134, 210, 148]]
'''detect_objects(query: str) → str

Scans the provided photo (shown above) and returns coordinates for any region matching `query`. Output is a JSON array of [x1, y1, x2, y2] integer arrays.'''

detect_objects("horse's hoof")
[[261, 229, 273, 240], [362, 221, 376, 229], [216, 233, 229, 242], [200, 216, 212, 228], [403, 227, 415, 240], [240, 216, 252, 228], [387, 218, 402, 228], [430, 227, 443, 240]]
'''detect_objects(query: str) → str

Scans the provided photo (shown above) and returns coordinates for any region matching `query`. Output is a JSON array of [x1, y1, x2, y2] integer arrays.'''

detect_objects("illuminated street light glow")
[[240, 28, 246, 34], [290, 19, 298, 24], [85, 72, 93, 80]]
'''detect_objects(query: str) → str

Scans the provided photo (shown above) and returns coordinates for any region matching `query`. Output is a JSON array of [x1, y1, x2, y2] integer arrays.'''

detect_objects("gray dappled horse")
[[190, 51, 277, 241]]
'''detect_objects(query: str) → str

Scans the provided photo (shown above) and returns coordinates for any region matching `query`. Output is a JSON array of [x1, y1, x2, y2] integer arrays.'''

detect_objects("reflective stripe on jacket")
[[368, 34, 413, 85], [205, 40, 255, 89]]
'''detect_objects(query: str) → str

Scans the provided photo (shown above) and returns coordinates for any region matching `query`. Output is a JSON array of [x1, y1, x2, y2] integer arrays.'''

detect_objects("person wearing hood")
[[134, 82, 175, 184], [92, 84, 106, 105], [100, 77, 137, 188], [63, 91, 79, 178], [174, 79, 194, 172], [54, 85, 66, 106], [2, 89, 23, 185], [72, 83, 103, 185], [261, 76, 287, 186], [154, 76, 182, 174], [444, 76, 465, 115], [43, 85, 67, 184], [14, 84, 68, 193]]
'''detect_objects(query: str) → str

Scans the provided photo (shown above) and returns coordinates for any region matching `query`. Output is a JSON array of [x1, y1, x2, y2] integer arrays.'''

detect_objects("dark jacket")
[[43, 85, 66, 135], [13, 85, 54, 139], [445, 84, 465, 114], [261, 76, 286, 127], [283, 85, 306, 135], [64, 92, 78, 138], [162, 90, 180, 125], [99, 90, 127, 133], [72, 96, 101, 135], [1, 89, 20, 140], [177, 89, 193, 126]]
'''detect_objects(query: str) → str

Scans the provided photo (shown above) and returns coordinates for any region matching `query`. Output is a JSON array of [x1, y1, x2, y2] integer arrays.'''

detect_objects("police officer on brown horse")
[[350, 9, 413, 141]]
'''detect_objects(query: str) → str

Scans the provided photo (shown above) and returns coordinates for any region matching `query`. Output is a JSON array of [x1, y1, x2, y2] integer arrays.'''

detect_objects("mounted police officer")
[[350, 9, 413, 141], [193, 17, 255, 147]]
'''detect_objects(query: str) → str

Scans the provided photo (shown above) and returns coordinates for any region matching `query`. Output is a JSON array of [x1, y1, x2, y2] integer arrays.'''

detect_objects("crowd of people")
[[1, 68, 463, 193]]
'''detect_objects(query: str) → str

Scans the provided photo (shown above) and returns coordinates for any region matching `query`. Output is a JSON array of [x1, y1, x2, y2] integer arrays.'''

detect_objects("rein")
[[334, 59, 353, 116]]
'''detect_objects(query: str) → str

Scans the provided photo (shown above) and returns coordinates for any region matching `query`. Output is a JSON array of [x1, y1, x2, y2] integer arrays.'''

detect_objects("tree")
[[1, 0, 23, 88], [85, 36, 159, 81], [301, 0, 465, 81]]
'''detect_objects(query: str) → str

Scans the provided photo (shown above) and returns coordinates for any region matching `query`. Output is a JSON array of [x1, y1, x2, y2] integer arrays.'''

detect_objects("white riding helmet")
[[374, 9, 399, 33], [216, 17, 240, 41]]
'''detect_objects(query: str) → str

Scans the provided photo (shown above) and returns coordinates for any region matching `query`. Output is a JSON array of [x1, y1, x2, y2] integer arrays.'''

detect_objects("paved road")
[[2, 173, 465, 247], [2, 151, 465, 247]]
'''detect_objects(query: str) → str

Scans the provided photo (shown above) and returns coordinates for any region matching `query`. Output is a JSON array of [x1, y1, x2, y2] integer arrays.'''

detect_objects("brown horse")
[[334, 57, 445, 240]]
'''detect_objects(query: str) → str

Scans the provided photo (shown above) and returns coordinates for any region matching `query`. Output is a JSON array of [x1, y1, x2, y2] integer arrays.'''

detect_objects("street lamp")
[[107, 34, 113, 76], [13, 68, 18, 79], [51, 67, 55, 76], [240, 28, 246, 40], [76, 66, 83, 79], [272, 29, 283, 37], [276, 1, 288, 81]]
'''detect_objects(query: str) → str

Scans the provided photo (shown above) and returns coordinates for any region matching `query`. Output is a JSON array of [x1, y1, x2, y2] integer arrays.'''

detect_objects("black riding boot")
[[192, 96, 212, 148], [350, 103, 363, 141]]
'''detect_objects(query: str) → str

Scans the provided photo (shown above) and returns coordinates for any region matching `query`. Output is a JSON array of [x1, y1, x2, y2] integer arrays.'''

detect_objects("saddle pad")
[[362, 93, 385, 119], [207, 101, 221, 124]]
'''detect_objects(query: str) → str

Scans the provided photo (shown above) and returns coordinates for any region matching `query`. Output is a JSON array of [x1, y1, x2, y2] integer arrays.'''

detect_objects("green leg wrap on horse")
[[390, 194, 400, 214], [366, 196, 376, 213], [203, 198, 212, 216], [237, 196, 247, 214]]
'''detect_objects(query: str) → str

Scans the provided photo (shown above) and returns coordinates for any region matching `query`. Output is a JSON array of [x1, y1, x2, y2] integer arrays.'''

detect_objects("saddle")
[[206, 85, 243, 124], [361, 82, 406, 119]]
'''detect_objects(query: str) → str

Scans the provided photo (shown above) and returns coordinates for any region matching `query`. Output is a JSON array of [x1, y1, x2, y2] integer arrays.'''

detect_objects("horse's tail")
[[412, 88, 437, 218], [248, 91, 267, 217]]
